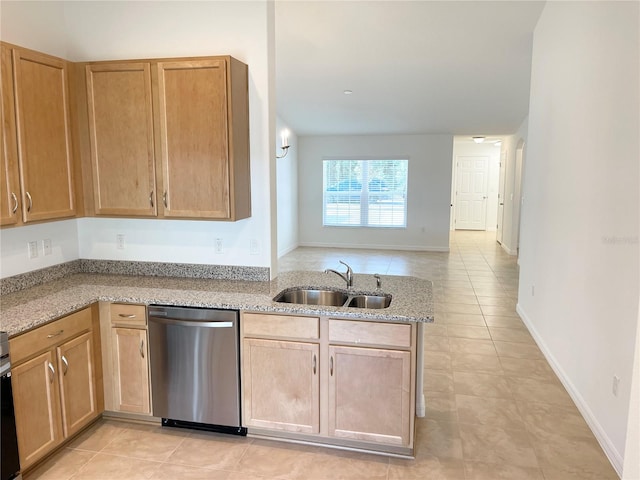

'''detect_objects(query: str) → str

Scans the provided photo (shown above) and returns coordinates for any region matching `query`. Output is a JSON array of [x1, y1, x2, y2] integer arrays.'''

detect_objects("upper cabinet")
[[85, 63, 157, 217], [12, 47, 76, 222], [0, 44, 252, 226], [0, 45, 20, 226], [82, 56, 251, 221]]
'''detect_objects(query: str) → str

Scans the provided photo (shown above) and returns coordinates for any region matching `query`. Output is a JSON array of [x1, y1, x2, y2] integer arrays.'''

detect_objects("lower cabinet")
[[101, 303, 151, 415], [243, 338, 319, 433], [9, 306, 100, 470], [11, 351, 63, 468], [241, 312, 415, 454], [328, 345, 411, 446], [57, 332, 98, 438], [111, 327, 150, 413]]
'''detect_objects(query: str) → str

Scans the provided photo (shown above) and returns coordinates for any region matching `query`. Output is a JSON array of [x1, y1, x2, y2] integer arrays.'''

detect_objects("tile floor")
[[26, 231, 618, 480]]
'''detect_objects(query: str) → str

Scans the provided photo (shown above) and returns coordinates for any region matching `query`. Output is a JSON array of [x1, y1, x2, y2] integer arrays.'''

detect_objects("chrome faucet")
[[325, 260, 354, 289]]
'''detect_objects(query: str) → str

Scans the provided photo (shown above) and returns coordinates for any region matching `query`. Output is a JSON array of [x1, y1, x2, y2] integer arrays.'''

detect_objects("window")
[[323, 159, 408, 227]]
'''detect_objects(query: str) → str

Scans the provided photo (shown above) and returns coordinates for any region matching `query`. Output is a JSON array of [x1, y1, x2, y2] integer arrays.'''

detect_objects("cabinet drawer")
[[110, 304, 146, 327], [10, 307, 92, 364], [243, 313, 319, 340], [329, 319, 412, 348]]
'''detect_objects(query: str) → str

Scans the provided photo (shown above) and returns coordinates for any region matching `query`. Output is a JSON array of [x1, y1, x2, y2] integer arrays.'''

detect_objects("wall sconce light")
[[472, 136, 485, 143], [277, 129, 290, 159]]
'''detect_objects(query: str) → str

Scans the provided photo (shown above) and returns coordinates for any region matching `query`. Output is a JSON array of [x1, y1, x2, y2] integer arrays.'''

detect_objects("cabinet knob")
[[25, 191, 32, 212]]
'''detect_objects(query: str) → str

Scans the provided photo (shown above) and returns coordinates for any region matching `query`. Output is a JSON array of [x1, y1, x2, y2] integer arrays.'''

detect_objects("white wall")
[[450, 139, 501, 231], [276, 116, 299, 257], [77, 217, 263, 266], [518, 2, 639, 476], [0, 220, 79, 278], [0, 1, 68, 57], [500, 116, 529, 255], [0, 1, 277, 274], [298, 134, 453, 251]]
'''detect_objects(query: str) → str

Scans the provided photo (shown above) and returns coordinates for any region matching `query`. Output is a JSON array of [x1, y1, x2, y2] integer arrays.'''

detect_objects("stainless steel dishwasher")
[[148, 305, 246, 435]]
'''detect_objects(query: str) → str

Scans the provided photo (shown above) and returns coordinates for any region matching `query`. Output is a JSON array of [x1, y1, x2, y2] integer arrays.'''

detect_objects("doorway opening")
[[450, 136, 502, 232]]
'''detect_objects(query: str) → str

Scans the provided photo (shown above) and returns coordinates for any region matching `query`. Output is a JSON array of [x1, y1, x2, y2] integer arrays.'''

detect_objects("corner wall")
[[518, 2, 639, 475], [276, 116, 299, 257], [500, 116, 529, 255], [297, 134, 453, 251]]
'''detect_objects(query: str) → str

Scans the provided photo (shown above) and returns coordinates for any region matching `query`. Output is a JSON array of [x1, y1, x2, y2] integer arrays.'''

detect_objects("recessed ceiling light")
[[472, 136, 485, 143], [343, 90, 353, 95]]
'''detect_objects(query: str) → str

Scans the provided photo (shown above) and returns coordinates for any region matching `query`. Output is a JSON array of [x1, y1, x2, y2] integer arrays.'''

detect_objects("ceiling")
[[275, 1, 545, 137]]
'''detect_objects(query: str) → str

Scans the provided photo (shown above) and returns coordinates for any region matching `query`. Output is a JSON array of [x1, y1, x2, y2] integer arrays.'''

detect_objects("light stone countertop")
[[0, 270, 433, 337]]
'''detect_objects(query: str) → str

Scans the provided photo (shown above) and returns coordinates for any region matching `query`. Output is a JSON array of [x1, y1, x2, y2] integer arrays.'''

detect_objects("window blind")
[[322, 159, 408, 227]]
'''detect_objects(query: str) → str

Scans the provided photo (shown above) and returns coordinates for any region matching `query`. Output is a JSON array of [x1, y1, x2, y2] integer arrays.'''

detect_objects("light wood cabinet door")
[[328, 345, 411, 446], [0, 45, 20, 226], [86, 63, 157, 216], [12, 48, 75, 222], [57, 331, 97, 438], [156, 59, 231, 219], [12, 350, 63, 469], [243, 338, 320, 434], [112, 327, 150, 414]]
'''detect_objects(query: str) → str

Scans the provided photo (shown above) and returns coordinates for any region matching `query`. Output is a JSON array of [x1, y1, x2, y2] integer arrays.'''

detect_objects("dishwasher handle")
[[149, 316, 234, 328]]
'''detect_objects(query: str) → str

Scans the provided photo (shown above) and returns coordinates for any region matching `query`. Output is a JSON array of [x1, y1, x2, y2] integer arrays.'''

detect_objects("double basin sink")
[[274, 287, 392, 309]]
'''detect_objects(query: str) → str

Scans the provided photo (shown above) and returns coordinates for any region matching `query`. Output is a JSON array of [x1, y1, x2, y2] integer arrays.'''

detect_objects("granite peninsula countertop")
[[0, 270, 434, 337]]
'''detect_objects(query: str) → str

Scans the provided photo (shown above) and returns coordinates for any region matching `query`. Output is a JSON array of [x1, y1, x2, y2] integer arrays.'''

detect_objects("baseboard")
[[298, 242, 450, 253], [277, 243, 299, 258], [500, 242, 517, 256], [516, 304, 624, 477]]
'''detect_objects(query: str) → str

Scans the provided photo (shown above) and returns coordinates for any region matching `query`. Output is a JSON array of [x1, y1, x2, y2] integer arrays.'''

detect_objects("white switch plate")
[[43, 238, 52, 256], [214, 238, 223, 254], [116, 234, 125, 250], [28, 241, 38, 259], [249, 239, 260, 255], [612, 375, 620, 396]]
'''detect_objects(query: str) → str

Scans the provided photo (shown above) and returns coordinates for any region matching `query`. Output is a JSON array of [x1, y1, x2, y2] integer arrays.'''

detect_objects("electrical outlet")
[[612, 375, 620, 396], [27, 241, 38, 259], [116, 234, 125, 250], [250, 239, 260, 255], [42, 238, 52, 256], [215, 238, 223, 254]]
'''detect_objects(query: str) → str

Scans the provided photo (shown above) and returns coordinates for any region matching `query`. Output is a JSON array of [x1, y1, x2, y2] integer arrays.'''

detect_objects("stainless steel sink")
[[347, 294, 392, 309], [274, 288, 350, 307], [274, 287, 391, 309]]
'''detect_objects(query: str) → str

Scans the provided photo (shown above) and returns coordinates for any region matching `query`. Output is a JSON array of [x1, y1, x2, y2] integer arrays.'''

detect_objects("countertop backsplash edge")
[[0, 259, 270, 295]]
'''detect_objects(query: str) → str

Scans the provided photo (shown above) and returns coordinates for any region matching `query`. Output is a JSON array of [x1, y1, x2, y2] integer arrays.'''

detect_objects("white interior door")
[[455, 156, 489, 230], [496, 151, 507, 243]]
